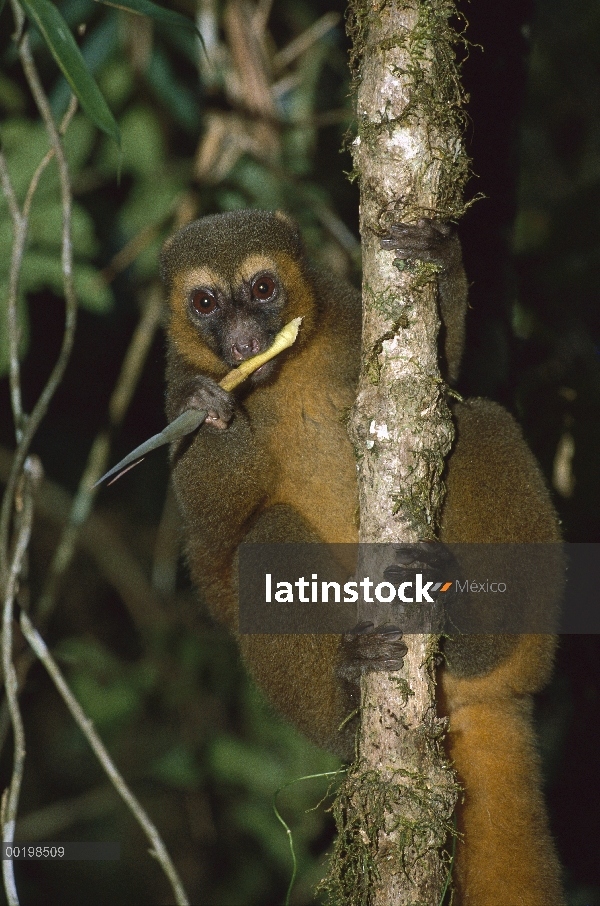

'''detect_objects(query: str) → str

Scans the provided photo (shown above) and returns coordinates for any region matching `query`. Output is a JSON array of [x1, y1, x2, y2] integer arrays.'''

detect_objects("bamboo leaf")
[[18, 0, 120, 144], [96, 0, 202, 42]]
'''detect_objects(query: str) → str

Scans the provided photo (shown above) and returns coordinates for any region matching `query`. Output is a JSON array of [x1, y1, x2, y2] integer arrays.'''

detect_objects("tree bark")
[[323, 2, 470, 903]]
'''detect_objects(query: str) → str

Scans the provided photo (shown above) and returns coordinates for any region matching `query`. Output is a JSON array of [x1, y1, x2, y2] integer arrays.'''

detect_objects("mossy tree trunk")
[[323, 2, 470, 904]]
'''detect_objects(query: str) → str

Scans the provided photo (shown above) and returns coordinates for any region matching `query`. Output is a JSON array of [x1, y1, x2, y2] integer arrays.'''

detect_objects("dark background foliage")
[[0, 0, 599, 903]]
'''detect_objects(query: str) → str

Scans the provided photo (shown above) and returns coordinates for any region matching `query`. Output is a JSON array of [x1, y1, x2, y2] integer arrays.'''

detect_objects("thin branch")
[[253, 0, 274, 35], [108, 285, 164, 423], [0, 148, 27, 439], [22, 94, 79, 220], [0, 443, 166, 758], [1, 2, 27, 436], [0, 154, 22, 226], [0, 26, 78, 588], [272, 11, 341, 73], [0, 93, 78, 447], [99, 195, 184, 285], [19, 611, 190, 906], [0, 445, 165, 630], [1, 456, 43, 906], [0, 14, 185, 906], [0, 652, 32, 764]]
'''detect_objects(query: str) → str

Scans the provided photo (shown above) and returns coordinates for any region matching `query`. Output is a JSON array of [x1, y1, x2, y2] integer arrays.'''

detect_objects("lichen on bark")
[[321, 2, 470, 903]]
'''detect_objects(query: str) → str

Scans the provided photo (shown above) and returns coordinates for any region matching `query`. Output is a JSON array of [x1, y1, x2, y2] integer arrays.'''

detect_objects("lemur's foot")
[[380, 219, 460, 268], [384, 539, 453, 580], [382, 541, 456, 634], [339, 621, 408, 678]]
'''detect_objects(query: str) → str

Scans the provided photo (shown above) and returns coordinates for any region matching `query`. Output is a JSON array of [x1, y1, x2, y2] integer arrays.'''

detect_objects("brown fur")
[[162, 210, 564, 905]]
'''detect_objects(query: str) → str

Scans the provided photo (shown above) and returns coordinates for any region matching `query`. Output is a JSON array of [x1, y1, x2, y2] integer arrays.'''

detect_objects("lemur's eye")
[[251, 274, 276, 301], [191, 289, 218, 315]]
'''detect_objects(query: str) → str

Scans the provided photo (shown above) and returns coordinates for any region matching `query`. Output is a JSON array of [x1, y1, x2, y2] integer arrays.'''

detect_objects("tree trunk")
[[323, 2, 470, 903]]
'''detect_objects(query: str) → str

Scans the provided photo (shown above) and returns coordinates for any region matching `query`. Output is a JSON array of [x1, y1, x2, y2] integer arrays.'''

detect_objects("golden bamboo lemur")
[[161, 210, 564, 905]]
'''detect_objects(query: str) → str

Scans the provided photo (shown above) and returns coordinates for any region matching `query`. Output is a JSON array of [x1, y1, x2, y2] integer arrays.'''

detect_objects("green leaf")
[[73, 263, 114, 313], [20, 252, 114, 313], [102, 105, 165, 177], [18, 0, 120, 144], [96, 0, 202, 42], [0, 119, 58, 199], [146, 46, 201, 133], [69, 673, 140, 727], [30, 199, 99, 257], [152, 745, 203, 789]]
